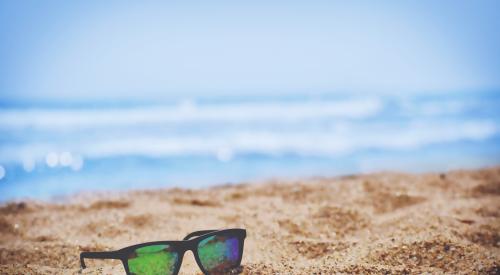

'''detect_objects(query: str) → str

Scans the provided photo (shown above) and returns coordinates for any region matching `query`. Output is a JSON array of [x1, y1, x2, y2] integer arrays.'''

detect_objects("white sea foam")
[[1, 95, 498, 200], [0, 119, 496, 163], [0, 98, 383, 130], [0, 95, 498, 166]]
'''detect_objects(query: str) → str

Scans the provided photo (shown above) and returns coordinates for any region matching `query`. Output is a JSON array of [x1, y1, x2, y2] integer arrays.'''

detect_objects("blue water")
[[1, 91, 500, 201]]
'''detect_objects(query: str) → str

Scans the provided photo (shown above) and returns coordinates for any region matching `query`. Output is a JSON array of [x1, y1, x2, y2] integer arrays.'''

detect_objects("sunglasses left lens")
[[127, 244, 178, 275]]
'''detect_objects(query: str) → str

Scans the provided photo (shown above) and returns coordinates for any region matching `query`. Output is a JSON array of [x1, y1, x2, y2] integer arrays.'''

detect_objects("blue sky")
[[1, 0, 499, 101]]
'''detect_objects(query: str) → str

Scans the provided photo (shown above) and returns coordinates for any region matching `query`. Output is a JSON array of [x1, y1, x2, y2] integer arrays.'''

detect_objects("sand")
[[1, 167, 499, 274]]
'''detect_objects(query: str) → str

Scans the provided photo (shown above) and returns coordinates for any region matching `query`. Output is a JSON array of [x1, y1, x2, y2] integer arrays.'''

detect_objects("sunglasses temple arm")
[[182, 229, 219, 240], [80, 251, 122, 269]]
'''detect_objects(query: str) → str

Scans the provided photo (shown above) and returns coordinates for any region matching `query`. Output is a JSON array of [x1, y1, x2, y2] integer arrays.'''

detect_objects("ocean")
[[1, 91, 499, 201]]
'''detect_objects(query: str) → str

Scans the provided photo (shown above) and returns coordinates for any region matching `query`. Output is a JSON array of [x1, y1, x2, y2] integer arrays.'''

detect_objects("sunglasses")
[[80, 228, 246, 275]]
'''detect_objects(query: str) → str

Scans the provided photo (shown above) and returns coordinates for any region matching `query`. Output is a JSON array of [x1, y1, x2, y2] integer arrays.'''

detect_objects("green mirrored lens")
[[197, 235, 240, 273], [127, 244, 178, 275]]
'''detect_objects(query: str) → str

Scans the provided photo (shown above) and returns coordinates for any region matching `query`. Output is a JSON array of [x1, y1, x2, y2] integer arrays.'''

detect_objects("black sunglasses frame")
[[80, 228, 246, 275]]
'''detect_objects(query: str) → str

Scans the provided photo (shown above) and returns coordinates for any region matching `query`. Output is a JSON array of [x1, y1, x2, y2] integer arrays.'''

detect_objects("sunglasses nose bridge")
[[184, 239, 198, 253]]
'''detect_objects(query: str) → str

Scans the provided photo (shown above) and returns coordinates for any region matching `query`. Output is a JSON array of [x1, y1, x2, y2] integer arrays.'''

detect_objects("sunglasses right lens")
[[197, 234, 241, 274], [127, 244, 178, 275]]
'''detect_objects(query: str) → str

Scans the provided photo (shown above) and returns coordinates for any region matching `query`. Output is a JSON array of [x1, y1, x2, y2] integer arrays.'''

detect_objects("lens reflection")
[[197, 235, 240, 273], [127, 244, 178, 275]]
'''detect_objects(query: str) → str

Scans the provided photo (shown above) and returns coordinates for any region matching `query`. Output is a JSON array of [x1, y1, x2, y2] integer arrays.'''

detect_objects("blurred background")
[[1, 1, 499, 201]]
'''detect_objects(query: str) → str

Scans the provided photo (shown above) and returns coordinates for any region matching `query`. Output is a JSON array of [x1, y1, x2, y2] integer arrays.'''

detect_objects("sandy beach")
[[1, 167, 499, 274]]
